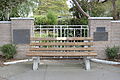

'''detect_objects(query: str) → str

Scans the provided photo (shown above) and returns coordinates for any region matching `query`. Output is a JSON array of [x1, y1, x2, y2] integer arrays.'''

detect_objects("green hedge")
[[105, 46, 119, 59], [58, 18, 88, 25], [0, 44, 17, 59], [34, 12, 88, 25]]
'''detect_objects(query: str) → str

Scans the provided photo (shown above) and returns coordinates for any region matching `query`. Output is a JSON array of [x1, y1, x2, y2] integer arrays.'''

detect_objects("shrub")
[[58, 18, 70, 25], [0, 44, 17, 59], [47, 11, 57, 25], [105, 46, 119, 59], [34, 15, 48, 25], [58, 18, 88, 25], [34, 11, 57, 25]]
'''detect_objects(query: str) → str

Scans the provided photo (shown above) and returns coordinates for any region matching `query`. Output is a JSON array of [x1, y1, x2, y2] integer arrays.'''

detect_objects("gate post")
[[11, 18, 34, 59]]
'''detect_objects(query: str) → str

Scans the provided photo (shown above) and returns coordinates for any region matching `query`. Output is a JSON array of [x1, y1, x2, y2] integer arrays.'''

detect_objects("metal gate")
[[31, 25, 89, 38]]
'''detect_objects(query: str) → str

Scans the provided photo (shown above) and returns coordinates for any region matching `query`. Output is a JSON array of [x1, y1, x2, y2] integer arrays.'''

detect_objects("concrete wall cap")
[[88, 17, 113, 20], [111, 20, 120, 23], [10, 17, 34, 20], [0, 21, 11, 24]]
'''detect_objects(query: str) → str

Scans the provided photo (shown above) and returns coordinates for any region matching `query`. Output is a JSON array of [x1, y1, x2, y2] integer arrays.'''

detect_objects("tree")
[[70, 0, 107, 18], [111, 0, 117, 19], [71, 0, 108, 18], [72, 0, 90, 18], [0, 0, 26, 21], [116, 0, 120, 19], [11, 0, 39, 17], [47, 11, 57, 25], [34, 0, 69, 16], [72, 0, 120, 20]]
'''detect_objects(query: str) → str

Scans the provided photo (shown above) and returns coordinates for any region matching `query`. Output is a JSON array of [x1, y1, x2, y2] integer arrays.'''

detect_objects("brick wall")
[[0, 21, 12, 55], [0, 18, 34, 59], [0, 17, 120, 59], [89, 17, 120, 59]]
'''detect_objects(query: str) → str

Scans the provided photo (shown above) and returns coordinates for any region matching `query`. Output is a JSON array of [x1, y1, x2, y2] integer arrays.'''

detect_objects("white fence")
[[32, 25, 89, 37]]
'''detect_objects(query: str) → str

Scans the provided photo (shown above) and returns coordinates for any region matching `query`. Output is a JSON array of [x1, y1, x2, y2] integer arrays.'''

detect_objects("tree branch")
[[72, 0, 90, 18]]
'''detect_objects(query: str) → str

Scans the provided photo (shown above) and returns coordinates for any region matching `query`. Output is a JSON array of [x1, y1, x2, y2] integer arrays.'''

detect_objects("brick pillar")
[[11, 18, 34, 59], [110, 21, 120, 46], [88, 17, 113, 59]]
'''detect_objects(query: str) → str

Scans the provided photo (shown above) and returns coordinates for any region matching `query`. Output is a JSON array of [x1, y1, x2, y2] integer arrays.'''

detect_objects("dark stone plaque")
[[13, 29, 30, 44], [96, 27, 106, 32], [94, 32, 108, 41]]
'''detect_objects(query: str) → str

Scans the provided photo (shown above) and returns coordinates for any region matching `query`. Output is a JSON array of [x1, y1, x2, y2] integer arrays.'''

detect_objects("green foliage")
[[70, 0, 109, 18], [58, 18, 70, 25], [0, 0, 38, 20], [10, 8, 20, 17], [105, 46, 119, 59], [58, 18, 88, 25], [34, 11, 57, 25], [47, 11, 57, 25], [34, 15, 48, 25], [35, 15, 88, 25], [35, 32, 58, 38], [0, 44, 17, 59], [70, 18, 88, 25], [70, 0, 120, 19], [16, 0, 39, 17], [0, 0, 26, 21], [34, 0, 69, 16], [89, 1, 107, 17]]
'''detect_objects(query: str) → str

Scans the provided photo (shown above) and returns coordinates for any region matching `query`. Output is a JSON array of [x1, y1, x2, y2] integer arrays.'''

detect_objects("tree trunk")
[[4, 12, 10, 21], [5, 12, 10, 21], [3, 7, 10, 21], [72, 0, 90, 18], [111, 0, 117, 20]]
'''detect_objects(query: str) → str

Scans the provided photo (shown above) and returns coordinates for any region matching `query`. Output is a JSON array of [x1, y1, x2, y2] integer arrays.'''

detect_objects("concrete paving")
[[0, 60, 120, 80]]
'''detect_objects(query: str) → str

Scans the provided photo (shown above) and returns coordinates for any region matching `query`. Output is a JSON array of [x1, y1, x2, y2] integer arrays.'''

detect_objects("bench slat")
[[27, 52, 97, 57], [30, 42, 93, 46], [31, 37, 93, 41], [30, 47, 94, 51]]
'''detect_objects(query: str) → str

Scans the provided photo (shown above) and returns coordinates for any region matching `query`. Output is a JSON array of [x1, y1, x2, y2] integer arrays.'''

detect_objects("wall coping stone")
[[111, 20, 120, 23], [11, 17, 34, 20], [88, 17, 113, 20], [0, 21, 11, 24]]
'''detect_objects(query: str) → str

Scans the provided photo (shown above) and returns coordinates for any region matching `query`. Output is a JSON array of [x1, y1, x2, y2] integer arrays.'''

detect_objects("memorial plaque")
[[13, 29, 30, 44], [94, 32, 108, 41], [96, 27, 106, 32]]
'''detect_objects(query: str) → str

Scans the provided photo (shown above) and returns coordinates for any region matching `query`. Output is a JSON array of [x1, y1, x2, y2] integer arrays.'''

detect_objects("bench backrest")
[[27, 37, 97, 57]]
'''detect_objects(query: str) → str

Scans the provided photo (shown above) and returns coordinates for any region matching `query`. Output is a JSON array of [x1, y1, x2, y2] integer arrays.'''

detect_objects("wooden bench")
[[27, 37, 97, 70]]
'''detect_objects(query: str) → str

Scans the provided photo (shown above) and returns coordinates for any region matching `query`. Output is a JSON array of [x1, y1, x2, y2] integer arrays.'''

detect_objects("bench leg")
[[37, 57, 40, 65], [32, 57, 39, 71], [84, 57, 90, 70]]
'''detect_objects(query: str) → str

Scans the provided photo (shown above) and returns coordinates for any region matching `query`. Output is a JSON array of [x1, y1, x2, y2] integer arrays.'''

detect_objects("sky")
[[66, 0, 72, 8]]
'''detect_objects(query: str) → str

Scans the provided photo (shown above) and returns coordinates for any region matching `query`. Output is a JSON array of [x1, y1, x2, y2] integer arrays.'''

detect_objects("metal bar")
[[47, 30, 49, 37], [67, 25, 68, 37], [60, 26, 62, 37], [87, 28, 89, 37], [35, 28, 88, 30], [84, 29, 86, 37], [40, 25, 41, 37], [33, 25, 89, 38], [53, 25, 55, 37]]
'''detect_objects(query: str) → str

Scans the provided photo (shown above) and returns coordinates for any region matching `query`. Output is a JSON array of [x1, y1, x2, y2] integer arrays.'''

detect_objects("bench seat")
[[27, 37, 97, 71], [27, 52, 97, 57]]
